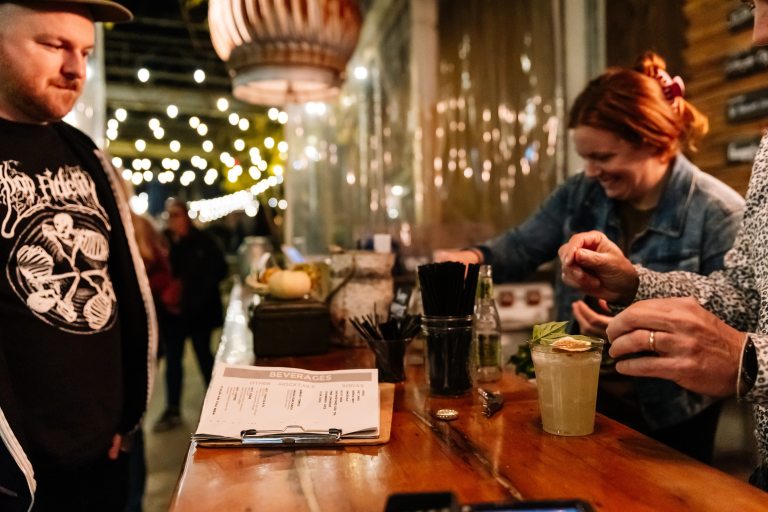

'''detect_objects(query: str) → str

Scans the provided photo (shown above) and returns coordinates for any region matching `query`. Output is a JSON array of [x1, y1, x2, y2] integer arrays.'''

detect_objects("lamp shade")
[[208, 0, 362, 106]]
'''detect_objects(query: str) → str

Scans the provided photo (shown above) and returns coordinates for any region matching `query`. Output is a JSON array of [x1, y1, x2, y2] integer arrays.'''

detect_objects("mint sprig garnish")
[[530, 321, 596, 345]]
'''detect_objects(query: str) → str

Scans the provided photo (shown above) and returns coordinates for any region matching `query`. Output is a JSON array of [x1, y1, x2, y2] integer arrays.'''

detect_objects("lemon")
[[551, 336, 592, 352]]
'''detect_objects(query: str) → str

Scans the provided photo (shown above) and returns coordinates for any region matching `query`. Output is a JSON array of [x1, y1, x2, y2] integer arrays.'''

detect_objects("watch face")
[[741, 336, 758, 395]]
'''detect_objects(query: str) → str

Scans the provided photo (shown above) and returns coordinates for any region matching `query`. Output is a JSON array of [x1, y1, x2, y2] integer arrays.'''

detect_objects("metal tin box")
[[249, 298, 331, 356]]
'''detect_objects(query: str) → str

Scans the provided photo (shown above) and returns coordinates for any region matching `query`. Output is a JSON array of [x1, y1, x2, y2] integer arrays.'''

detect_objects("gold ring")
[[648, 330, 656, 353]]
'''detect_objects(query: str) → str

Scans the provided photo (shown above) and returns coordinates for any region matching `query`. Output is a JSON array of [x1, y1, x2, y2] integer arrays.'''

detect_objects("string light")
[[188, 190, 258, 223], [107, 95, 287, 216], [129, 192, 149, 215]]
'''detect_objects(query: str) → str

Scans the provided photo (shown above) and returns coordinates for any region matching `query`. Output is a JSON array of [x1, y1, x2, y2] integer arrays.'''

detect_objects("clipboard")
[[194, 383, 394, 448]]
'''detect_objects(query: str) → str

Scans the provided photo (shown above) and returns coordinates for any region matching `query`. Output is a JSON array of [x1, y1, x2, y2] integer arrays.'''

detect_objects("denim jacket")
[[477, 153, 745, 429]]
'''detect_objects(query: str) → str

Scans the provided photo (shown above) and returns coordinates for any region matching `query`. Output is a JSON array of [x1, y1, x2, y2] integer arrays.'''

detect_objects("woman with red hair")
[[437, 52, 744, 463]]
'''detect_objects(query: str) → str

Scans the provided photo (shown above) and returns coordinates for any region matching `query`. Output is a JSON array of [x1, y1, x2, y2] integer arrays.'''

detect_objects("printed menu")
[[194, 363, 380, 442]]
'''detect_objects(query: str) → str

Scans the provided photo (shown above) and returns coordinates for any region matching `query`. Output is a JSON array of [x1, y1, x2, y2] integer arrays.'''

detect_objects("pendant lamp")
[[208, 0, 362, 106]]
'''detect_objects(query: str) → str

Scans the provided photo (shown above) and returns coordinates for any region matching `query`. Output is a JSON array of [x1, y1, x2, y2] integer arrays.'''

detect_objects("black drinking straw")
[[417, 262, 480, 316], [417, 262, 479, 395], [351, 312, 421, 382], [350, 313, 421, 343]]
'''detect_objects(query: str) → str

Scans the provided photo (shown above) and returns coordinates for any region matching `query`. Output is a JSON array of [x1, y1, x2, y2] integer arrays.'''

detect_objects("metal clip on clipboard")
[[240, 425, 343, 445]]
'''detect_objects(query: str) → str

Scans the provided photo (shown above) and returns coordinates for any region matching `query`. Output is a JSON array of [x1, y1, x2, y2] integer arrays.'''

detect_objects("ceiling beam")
[[105, 83, 266, 117], [106, 139, 214, 161]]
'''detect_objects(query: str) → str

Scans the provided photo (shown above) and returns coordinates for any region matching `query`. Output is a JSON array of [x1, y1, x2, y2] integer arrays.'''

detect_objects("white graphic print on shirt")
[[0, 159, 116, 333]]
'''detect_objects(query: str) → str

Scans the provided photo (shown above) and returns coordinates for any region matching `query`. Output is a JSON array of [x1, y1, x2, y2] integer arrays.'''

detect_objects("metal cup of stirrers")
[[351, 313, 421, 383], [417, 262, 480, 396]]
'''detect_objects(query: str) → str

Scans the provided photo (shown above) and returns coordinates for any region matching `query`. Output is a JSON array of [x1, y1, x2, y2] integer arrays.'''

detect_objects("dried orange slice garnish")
[[551, 336, 592, 352]]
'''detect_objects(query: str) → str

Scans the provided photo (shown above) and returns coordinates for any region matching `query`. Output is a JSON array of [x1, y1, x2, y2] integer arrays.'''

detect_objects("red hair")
[[568, 51, 708, 157]]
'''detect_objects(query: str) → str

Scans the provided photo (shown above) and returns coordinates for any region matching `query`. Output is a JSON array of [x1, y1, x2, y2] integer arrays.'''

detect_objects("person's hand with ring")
[[606, 297, 746, 397]]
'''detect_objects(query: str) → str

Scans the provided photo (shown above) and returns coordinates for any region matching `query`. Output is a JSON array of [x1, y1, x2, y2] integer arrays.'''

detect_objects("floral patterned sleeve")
[[634, 223, 760, 333], [632, 133, 768, 407]]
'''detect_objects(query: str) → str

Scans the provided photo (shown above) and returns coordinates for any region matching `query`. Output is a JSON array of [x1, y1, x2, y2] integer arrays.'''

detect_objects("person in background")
[[0, 1, 157, 510], [153, 199, 228, 431], [436, 52, 745, 463], [557, 2, 768, 491], [126, 211, 171, 512]]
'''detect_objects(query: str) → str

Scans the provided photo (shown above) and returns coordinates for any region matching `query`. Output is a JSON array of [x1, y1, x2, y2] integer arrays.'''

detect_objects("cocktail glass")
[[529, 338, 604, 436]]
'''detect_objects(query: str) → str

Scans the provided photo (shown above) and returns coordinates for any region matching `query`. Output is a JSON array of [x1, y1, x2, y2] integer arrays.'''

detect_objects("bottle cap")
[[435, 408, 459, 421]]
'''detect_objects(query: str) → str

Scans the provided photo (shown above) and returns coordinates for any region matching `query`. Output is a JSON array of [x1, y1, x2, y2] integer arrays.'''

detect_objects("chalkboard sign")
[[726, 136, 762, 164], [725, 47, 768, 79], [727, 88, 768, 123]]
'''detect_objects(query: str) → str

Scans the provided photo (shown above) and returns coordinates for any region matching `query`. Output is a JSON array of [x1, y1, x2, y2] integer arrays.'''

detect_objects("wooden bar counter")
[[171, 342, 768, 511]]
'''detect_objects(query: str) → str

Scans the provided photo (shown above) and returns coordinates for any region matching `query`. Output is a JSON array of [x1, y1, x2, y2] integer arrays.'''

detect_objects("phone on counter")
[[384, 493, 593, 512], [467, 499, 595, 512]]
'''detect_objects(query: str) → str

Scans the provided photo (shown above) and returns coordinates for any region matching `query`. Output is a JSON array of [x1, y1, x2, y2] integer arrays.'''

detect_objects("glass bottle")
[[474, 264, 502, 382]]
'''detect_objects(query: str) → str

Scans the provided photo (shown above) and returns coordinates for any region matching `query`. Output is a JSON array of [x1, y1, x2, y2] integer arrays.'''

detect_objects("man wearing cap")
[[0, 1, 157, 510]]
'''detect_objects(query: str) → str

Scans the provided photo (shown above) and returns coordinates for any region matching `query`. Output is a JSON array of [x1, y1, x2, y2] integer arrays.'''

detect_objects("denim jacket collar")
[[586, 153, 696, 239], [646, 154, 696, 237]]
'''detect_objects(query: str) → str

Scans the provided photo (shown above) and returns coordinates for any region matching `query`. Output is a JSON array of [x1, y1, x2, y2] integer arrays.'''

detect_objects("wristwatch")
[[740, 335, 758, 396]]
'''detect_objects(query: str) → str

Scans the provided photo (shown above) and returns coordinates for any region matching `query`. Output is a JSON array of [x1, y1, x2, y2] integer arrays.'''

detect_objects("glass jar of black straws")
[[421, 315, 474, 396], [417, 261, 480, 396]]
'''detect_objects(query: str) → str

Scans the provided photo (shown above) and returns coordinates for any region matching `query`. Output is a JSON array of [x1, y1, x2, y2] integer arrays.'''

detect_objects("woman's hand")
[[558, 231, 639, 303], [433, 249, 482, 265], [572, 299, 611, 338], [108, 433, 122, 460], [606, 297, 745, 397]]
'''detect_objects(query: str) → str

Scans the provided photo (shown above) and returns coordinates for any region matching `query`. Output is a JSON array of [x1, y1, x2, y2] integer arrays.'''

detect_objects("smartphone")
[[468, 499, 595, 512]]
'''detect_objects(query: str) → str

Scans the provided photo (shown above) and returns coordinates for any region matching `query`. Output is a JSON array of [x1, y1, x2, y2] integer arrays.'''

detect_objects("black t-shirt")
[[0, 117, 122, 469]]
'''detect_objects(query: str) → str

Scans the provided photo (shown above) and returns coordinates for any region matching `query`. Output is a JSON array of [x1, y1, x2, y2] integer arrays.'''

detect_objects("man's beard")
[[12, 85, 81, 123]]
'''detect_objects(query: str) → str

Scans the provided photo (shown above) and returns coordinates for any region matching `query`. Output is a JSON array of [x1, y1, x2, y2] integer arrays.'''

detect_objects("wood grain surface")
[[170, 345, 768, 511]]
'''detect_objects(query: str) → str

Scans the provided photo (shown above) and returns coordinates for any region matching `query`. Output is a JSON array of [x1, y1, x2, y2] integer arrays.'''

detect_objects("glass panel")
[[284, 0, 564, 261], [429, 0, 565, 249]]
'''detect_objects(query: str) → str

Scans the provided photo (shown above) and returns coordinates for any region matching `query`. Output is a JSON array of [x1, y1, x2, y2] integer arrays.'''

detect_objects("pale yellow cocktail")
[[529, 338, 604, 436]]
